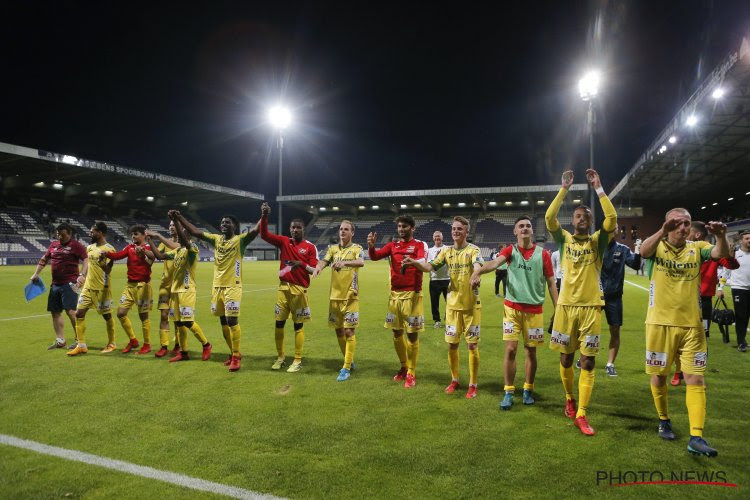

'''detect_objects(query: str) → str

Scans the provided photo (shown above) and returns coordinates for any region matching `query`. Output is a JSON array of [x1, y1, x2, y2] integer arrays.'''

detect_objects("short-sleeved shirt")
[[85, 242, 116, 291], [322, 243, 364, 300], [429, 243, 484, 311], [427, 245, 450, 281], [646, 240, 713, 328], [201, 232, 254, 287], [158, 242, 177, 289], [550, 228, 611, 306], [44, 239, 87, 285], [165, 243, 200, 293]]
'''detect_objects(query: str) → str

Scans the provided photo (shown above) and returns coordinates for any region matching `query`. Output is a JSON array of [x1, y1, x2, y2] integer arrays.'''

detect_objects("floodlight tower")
[[579, 70, 600, 228], [267, 106, 292, 234]]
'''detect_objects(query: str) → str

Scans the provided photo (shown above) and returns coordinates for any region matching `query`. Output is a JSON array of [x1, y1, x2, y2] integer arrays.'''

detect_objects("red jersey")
[[700, 257, 739, 297], [106, 243, 153, 282], [499, 244, 554, 313], [260, 215, 318, 288], [369, 239, 427, 292], [43, 239, 87, 285]]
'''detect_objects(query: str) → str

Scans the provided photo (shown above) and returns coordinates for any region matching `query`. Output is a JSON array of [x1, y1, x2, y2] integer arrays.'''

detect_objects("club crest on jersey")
[[551, 330, 570, 346], [527, 328, 543, 342], [645, 350, 667, 367], [694, 351, 707, 367], [299, 248, 308, 255]]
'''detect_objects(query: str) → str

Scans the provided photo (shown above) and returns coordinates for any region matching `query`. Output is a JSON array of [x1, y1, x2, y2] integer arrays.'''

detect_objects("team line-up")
[[31, 169, 737, 457]]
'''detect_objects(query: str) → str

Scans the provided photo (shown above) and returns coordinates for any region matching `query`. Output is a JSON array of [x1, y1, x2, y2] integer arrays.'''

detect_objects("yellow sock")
[[576, 368, 595, 418], [119, 316, 137, 340], [344, 335, 356, 369], [159, 328, 169, 347], [337, 335, 347, 356], [275, 327, 285, 357], [294, 327, 304, 361], [393, 335, 407, 367], [560, 363, 574, 400], [686, 384, 706, 437], [406, 338, 419, 376], [178, 326, 189, 351], [141, 319, 151, 344], [468, 348, 479, 386], [523, 382, 534, 391], [230, 325, 241, 355], [504, 385, 515, 393], [650, 384, 669, 420], [105, 317, 115, 344], [190, 322, 207, 344], [76, 317, 87, 345], [448, 348, 459, 380], [220, 324, 231, 349]]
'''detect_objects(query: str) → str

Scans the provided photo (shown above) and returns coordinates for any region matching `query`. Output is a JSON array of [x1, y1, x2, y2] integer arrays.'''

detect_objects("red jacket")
[[106, 243, 153, 282], [369, 239, 426, 292], [700, 257, 739, 297], [260, 215, 318, 288]]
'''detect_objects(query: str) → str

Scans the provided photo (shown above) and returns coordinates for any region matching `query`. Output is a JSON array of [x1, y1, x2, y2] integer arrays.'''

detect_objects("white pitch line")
[[0, 434, 284, 500], [624, 279, 649, 292], [0, 313, 48, 322]]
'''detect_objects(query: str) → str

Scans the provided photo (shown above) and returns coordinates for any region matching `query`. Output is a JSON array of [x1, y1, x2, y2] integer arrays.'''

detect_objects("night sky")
[[2, 1, 749, 201]]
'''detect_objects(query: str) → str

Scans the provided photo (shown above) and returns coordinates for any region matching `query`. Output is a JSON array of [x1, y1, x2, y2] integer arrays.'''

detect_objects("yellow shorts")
[[77, 287, 112, 315], [211, 286, 242, 317], [384, 292, 424, 333], [328, 299, 360, 329], [502, 305, 544, 347], [169, 291, 196, 322], [549, 304, 602, 356], [275, 284, 311, 323], [445, 308, 481, 344], [157, 284, 171, 310], [645, 324, 707, 376], [118, 282, 153, 313]]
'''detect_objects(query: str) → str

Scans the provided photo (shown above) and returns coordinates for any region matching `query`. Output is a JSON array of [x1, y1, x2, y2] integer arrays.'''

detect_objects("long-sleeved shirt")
[[600, 240, 640, 297], [369, 239, 426, 292], [259, 214, 318, 288], [105, 243, 153, 282]]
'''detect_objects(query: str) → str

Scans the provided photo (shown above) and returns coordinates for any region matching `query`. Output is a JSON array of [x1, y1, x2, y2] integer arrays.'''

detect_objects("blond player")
[[640, 210, 728, 456], [313, 220, 365, 381], [545, 169, 617, 436], [404, 216, 483, 397], [150, 211, 211, 363], [67, 222, 116, 356], [145, 222, 180, 357], [172, 211, 258, 372], [471, 216, 558, 409]]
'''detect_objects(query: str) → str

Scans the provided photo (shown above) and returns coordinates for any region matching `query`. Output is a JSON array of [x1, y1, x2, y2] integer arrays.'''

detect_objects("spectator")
[[427, 231, 450, 328], [727, 230, 750, 352], [490, 243, 508, 297], [551, 249, 562, 292]]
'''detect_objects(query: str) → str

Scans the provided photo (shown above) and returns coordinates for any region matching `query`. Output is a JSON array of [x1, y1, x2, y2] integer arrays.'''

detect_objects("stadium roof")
[[610, 37, 750, 208], [278, 184, 589, 215], [0, 141, 264, 210]]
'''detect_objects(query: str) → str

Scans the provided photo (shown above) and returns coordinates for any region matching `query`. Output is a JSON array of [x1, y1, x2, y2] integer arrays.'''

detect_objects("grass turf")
[[0, 261, 748, 499]]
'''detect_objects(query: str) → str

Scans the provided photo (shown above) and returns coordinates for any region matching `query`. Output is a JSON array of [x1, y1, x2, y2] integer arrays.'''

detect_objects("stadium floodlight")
[[371, 205, 379, 209], [573, 198, 581, 204], [701, 206, 706, 209], [712, 88, 725, 99], [578, 70, 600, 101], [728, 197, 734, 201], [488, 201, 497, 206], [537, 200, 546, 205], [520, 200, 529, 206], [104, 190, 113, 196], [686, 114, 698, 127], [267, 106, 292, 129], [358, 205, 366, 210], [181, 201, 188, 206], [52, 183, 63, 190], [712, 202, 718, 206], [319, 207, 327, 211], [400, 204, 407, 209], [332, 206, 339, 211], [146, 196, 154, 202], [33, 181, 45, 187], [414, 203, 421, 208], [504, 201, 513, 206], [443, 203, 451, 207], [746, 191, 750, 196], [458, 202, 466, 207], [668, 136, 677, 144], [89, 191, 98, 195]]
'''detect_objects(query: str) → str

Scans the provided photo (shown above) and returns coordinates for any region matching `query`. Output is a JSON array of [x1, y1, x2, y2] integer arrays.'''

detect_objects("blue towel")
[[25, 278, 46, 302]]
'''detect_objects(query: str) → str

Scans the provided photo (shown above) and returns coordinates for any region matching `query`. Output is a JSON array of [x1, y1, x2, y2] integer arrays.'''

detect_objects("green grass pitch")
[[0, 261, 748, 499]]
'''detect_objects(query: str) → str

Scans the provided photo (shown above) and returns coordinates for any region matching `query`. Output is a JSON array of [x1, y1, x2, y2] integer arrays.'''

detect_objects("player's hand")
[[167, 210, 179, 220], [312, 267, 321, 278], [367, 232, 377, 248], [717, 289, 724, 298], [561, 170, 574, 189], [30, 274, 40, 283], [705, 221, 727, 237], [134, 246, 145, 258], [332, 261, 345, 271], [287, 259, 302, 269], [662, 215, 687, 234], [470, 272, 481, 289], [145, 230, 158, 238], [76, 275, 85, 286], [261, 202, 271, 216], [585, 169, 601, 189], [402, 256, 416, 267]]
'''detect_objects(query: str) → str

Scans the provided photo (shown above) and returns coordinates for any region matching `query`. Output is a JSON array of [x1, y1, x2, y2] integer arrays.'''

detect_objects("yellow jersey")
[[646, 240, 713, 328], [201, 232, 254, 288], [551, 228, 610, 306], [86, 242, 115, 291], [323, 243, 364, 301], [167, 243, 200, 293], [429, 243, 483, 311], [158, 242, 176, 289]]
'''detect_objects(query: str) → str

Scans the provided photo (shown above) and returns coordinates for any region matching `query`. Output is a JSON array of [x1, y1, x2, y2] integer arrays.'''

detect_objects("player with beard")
[[145, 221, 181, 357]]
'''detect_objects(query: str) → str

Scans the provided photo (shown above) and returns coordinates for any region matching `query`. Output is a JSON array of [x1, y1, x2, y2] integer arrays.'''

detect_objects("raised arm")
[[587, 169, 617, 235], [171, 211, 203, 238], [402, 255, 432, 272], [105, 247, 129, 261], [706, 221, 729, 260], [146, 236, 167, 260], [170, 214, 191, 248], [259, 202, 285, 247], [640, 218, 680, 259], [146, 230, 180, 250], [367, 232, 391, 261], [545, 170, 573, 234]]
